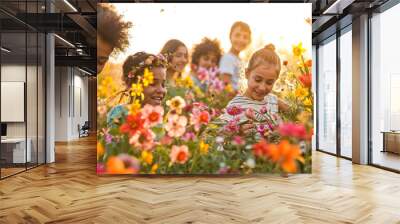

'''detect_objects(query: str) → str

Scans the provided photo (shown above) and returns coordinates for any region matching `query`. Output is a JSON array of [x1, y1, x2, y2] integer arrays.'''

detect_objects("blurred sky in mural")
[[108, 3, 312, 64]]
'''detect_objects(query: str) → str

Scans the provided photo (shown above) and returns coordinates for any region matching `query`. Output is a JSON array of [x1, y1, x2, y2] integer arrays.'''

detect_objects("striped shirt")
[[220, 94, 279, 123]]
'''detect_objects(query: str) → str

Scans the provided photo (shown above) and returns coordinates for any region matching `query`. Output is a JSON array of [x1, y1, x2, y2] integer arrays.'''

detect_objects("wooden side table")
[[381, 131, 400, 154]]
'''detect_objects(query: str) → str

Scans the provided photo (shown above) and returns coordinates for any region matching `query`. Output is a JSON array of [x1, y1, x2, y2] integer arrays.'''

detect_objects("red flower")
[[226, 105, 244, 116], [278, 123, 308, 140], [119, 113, 145, 137], [298, 73, 312, 88], [252, 139, 269, 157]]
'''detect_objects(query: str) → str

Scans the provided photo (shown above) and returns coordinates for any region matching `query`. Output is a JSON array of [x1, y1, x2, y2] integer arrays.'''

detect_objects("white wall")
[[54, 67, 89, 141], [1, 64, 45, 164]]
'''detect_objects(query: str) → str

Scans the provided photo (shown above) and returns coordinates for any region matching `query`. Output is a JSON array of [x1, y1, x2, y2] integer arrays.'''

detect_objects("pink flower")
[[165, 114, 188, 138], [105, 134, 112, 144], [245, 108, 256, 120], [232, 136, 245, 146], [226, 105, 244, 116], [160, 135, 174, 145], [182, 132, 196, 142], [224, 119, 240, 133], [190, 110, 210, 132], [209, 66, 219, 79], [256, 124, 267, 135], [197, 67, 209, 82], [210, 79, 224, 92], [129, 128, 156, 151], [117, 154, 140, 173], [218, 166, 229, 174], [170, 145, 190, 164], [260, 106, 268, 114], [141, 104, 164, 127], [97, 163, 106, 174], [278, 123, 307, 139]]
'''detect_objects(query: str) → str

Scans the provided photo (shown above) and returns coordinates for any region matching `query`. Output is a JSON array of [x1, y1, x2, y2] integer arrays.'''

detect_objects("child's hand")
[[240, 121, 255, 135]]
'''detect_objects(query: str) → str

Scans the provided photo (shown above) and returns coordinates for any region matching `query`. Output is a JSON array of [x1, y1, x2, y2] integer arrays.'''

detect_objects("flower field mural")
[[97, 3, 312, 175]]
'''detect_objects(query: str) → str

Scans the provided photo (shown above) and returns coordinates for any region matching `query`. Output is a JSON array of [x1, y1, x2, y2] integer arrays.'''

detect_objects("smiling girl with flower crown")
[[106, 52, 168, 125]]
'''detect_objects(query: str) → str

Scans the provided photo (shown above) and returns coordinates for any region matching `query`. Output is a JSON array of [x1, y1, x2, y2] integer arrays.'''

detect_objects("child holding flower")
[[189, 37, 223, 91], [220, 44, 289, 136]]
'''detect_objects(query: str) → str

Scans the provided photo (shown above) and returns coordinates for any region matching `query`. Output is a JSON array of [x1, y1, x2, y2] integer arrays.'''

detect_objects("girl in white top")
[[219, 21, 252, 91], [220, 44, 289, 135]]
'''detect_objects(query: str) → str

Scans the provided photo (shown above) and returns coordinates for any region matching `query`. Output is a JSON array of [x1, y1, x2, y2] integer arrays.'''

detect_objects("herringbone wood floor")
[[0, 136, 399, 224]]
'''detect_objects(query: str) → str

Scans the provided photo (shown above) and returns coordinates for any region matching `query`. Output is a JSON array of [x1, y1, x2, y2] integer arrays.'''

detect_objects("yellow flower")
[[150, 164, 158, 174], [166, 96, 186, 114], [193, 86, 204, 98], [183, 76, 193, 88], [297, 111, 311, 123], [98, 76, 117, 99], [208, 124, 218, 129], [130, 99, 141, 114], [224, 84, 234, 93], [97, 142, 104, 160], [141, 150, 153, 165], [293, 42, 306, 57], [303, 97, 312, 106], [131, 83, 144, 100], [295, 86, 309, 99], [142, 68, 154, 87], [199, 141, 209, 155]]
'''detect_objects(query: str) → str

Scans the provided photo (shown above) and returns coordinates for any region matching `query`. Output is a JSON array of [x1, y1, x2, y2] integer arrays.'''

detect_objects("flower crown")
[[127, 53, 168, 79]]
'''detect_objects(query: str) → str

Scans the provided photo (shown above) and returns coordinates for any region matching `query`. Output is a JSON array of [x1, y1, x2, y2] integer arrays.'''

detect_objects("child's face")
[[142, 67, 167, 106], [170, 46, 188, 73], [230, 27, 250, 53], [198, 52, 218, 70], [245, 64, 278, 101]]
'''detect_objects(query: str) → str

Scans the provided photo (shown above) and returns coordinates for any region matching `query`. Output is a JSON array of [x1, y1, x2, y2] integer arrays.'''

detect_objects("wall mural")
[[97, 3, 313, 175]]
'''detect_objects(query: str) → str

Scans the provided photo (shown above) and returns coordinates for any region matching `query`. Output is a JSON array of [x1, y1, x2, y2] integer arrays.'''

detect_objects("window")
[[317, 36, 337, 154], [339, 27, 352, 158], [371, 2, 400, 171]]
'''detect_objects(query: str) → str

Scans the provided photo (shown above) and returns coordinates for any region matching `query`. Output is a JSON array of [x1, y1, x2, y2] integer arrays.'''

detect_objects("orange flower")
[[305, 59, 312, 67], [106, 154, 140, 174], [106, 156, 125, 174], [276, 140, 304, 173], [298, 73, 312, 88], [252, 140, 304, 173]]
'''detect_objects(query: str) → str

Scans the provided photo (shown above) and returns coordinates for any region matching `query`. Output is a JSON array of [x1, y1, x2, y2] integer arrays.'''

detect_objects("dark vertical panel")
[[367, 10, 373, 165], [25, 0, 28, 171], [315, 45, 319, 151], [336, 28, 341, 157]]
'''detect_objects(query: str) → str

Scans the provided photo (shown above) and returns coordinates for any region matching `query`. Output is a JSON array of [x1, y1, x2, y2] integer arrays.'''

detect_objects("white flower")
[[216, 136, 224, 144], [246, 158, 256, 168]]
